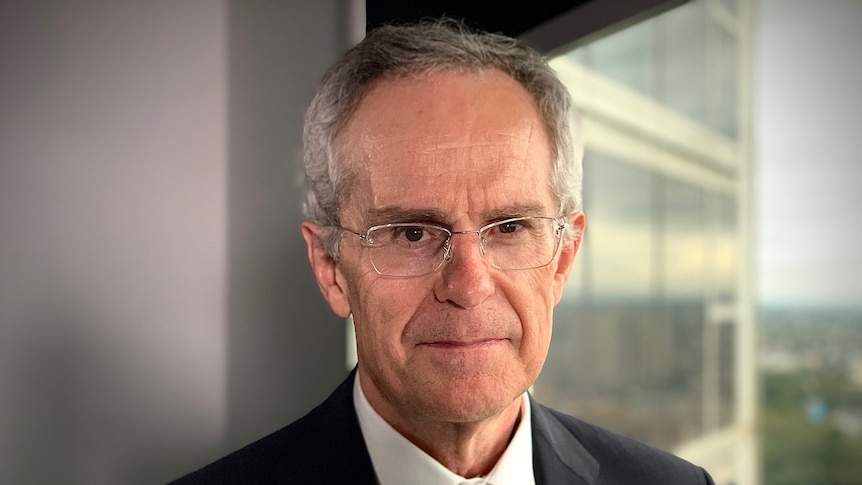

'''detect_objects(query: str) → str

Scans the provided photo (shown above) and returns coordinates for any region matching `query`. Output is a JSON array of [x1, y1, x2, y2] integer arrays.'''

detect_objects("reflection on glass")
[[587, 153, 655, 300], [719, 0, 738, 16], [583, 20, 654, 96], [662, 179, 706, 300], [661, 1, 707, 123], [561, 0, 739, 140], [715, 28, 738, 137], [537, 152, 739, 449]]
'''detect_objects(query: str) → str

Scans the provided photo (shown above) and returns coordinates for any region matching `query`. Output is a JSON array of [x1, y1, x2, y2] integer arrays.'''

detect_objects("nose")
[[434, 231, 495, 308]]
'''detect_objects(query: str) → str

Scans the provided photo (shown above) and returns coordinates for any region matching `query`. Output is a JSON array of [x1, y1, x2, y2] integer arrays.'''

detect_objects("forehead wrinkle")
[[363, 119, 538, 149], [368, 138, 532, 160]]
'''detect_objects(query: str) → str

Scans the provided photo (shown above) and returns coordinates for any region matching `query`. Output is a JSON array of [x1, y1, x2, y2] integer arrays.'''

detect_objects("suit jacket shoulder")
[[531, 398, 715, 485], [172, 373, 713, 485], [170, 371, 377, 485]]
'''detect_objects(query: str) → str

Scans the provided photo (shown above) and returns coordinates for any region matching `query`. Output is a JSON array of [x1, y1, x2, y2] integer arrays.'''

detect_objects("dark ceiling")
[[365, 0, 590, 38], [365, 0, 686, 54]]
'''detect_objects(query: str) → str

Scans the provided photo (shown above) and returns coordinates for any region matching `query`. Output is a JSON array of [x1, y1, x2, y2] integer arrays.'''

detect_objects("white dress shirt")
[[353, 374, 536, 485]]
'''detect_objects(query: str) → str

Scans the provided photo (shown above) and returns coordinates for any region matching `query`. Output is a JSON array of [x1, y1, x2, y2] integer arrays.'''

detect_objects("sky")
[[755, 0, 862, 309]]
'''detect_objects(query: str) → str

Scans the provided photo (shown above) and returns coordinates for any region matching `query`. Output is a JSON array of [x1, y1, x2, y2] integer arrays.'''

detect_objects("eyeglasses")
[[339, 216, 567, 278]]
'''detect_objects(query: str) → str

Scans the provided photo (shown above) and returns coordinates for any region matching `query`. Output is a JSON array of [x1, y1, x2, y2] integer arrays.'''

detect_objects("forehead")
[[339, 69, 556, 222]]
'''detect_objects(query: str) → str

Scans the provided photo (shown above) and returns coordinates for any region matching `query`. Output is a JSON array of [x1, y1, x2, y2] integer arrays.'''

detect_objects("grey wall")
[[226, 0, 349, 452], [0, 1, 346, 483]]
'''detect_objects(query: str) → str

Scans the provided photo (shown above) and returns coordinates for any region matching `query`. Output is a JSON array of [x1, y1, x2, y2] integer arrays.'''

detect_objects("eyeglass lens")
[[365, 217, 561, 277]]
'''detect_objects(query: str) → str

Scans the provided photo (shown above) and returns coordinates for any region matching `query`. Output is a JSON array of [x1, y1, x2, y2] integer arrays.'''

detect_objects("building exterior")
[[533, 1, 759, 484]]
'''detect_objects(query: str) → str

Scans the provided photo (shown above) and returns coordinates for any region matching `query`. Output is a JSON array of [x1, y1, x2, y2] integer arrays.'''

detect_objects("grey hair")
[[303, 19, 582, 256]]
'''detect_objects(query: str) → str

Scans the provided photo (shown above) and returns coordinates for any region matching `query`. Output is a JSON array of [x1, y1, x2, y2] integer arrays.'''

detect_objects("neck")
[[359, 372, 523, 478]]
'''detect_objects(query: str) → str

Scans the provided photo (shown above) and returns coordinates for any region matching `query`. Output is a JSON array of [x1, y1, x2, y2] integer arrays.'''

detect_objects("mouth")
[[418, 338, 507, 349]]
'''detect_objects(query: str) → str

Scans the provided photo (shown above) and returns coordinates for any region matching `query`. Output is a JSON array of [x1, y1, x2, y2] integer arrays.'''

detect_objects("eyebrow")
[[480, 203, 549, 221], [364, 202, 549, 227], [365, 207, 450, 226]]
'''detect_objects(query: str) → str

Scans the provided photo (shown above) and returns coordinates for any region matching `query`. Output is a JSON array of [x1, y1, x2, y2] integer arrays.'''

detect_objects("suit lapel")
[[266, 374, 597, 484], [530, 395, 599, 485], [271, 369, 379, 484]]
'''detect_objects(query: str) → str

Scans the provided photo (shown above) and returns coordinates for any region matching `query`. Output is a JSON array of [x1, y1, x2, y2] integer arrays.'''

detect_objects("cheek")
[[506, 270, 556, 357], [349, 271, 431, 356]]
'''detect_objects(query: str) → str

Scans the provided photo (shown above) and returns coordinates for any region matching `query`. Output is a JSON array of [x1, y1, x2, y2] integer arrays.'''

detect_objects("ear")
[[552, 212, 586, 306], [301, 221, 352, 318]]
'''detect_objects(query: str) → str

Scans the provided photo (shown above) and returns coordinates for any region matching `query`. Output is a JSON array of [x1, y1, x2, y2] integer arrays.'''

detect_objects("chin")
[[411, 373, 525, 423]]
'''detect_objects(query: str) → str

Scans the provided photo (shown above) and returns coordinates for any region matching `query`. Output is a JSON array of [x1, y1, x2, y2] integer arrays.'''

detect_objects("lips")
[[418, 338, 507, 349]]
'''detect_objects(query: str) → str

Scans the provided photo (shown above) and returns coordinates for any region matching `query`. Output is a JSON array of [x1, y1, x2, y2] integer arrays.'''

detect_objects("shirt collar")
[[353, 374, 535, 485]]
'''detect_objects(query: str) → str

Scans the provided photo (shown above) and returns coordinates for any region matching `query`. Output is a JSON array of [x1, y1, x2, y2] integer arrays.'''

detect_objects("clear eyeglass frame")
[[338, 216, 568, 278]]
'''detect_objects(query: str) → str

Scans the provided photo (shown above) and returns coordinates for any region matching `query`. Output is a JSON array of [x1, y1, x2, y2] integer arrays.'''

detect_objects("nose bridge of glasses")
[[444, 228, 487, 261]]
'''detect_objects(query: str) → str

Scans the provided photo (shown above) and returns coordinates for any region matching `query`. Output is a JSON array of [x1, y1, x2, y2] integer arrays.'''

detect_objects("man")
[[174, 20, 714, 484]]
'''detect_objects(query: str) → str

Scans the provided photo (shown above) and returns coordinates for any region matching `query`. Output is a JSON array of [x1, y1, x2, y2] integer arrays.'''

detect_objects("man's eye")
[[401, 226, 425, 242], [498, 221, 522, 234]]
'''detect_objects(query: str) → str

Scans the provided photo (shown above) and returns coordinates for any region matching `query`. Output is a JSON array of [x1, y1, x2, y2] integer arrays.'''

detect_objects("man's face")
[[304, 69, 583, 426]]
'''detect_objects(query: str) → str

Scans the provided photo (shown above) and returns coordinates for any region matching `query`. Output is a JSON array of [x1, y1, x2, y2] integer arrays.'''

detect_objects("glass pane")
[[708, 194, 738, 429], [719, 0, 738, 16], [715, 28, 738, 137], [584, 19, 655, 96], [539, 0, 748, 461], [657, 179, 708, 443], [711, 195, 737, 303], [660, 0, 707, 123], [537, 153, 743, 449], [587, 153, 655, 300], [541, 152, 657, 437], [662, 179, 706, 300], [718, 322, 735, 427], [562, 45, 589, 65], [562, 0, 742, 137]]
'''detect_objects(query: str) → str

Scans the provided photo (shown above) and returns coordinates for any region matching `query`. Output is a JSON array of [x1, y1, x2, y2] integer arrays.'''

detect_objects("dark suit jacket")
[[172, 370, 714, 484]]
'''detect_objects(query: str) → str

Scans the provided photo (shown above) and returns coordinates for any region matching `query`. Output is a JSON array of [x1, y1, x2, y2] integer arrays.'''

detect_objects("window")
[[533, 1, 756, 483]]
